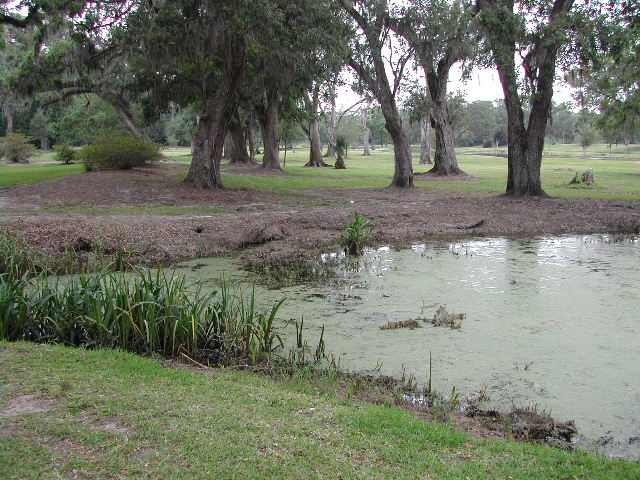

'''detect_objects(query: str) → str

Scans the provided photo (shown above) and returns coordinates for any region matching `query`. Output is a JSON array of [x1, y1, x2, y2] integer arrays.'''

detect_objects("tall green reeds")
[[0, 269, 284, 365], [0, 231, 48, 281]]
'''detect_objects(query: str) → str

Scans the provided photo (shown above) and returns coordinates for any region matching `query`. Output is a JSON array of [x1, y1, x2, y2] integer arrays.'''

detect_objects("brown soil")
[[0, 164, 638, 266], [0, 394, 57, 416]]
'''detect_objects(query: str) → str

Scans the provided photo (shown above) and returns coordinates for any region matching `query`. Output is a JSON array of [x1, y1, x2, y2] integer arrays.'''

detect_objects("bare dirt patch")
[[75, 413, 133, 436], [0, 424, 24, 438], [1, 394, 57, 416]]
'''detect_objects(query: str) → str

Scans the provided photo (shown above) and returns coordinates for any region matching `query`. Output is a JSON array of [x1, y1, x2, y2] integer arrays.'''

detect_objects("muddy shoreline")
[[0, 165, 638, 268]]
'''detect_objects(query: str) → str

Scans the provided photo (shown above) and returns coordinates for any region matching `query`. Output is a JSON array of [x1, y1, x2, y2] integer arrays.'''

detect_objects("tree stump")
[[581, 168, 594, 185], [334, 156, 346, 169]]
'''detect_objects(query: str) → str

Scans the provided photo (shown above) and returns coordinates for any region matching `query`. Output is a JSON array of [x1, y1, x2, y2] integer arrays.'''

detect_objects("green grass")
[[202, 144, 637, 200], [1, 342, 638, 479], [2, 144, 639, 202], [0, 161, 83, 187]]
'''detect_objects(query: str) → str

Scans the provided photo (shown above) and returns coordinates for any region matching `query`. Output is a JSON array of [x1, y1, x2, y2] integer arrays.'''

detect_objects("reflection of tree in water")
[[503, 237, 543, 310]]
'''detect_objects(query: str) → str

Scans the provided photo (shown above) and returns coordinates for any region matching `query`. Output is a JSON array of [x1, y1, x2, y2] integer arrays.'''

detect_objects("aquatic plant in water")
[[341, 212, 374, 256]]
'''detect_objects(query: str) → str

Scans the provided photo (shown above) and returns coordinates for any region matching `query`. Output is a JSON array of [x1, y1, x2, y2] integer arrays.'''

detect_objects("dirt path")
[[1, 165, 638, 266]]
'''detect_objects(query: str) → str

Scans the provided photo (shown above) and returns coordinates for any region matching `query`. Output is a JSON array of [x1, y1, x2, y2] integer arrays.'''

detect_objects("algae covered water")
[[175, 235, 640, 460]]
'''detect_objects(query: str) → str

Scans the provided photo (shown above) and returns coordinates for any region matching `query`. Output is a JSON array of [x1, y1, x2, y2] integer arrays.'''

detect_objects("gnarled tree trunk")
[[186, 115, 225, 189], [306, 118, 327, 167], [257, 88, 282, 170], [420, 116, 432, 165], [426, 72, 463, 175], [381, 102, 413, 187], [347, 57, 413, 187], [2, 99, 13, 135], [478, 0, 573, 197], [184, 35, 246, 189], [228, 116, 253, 164], [223, 132, 234, 159]]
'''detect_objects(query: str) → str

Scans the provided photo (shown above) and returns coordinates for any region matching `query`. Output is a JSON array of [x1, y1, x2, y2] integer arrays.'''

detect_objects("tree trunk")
[[363, 127, 371, 155], [184, 35, 246, 189], [325, 89, 338, 158], [40, 137, 49, 151], [228, 119, 253, 164], [381, 103, 413, 187], [477, 0, 573, 197], [100, 90, 149, 140], [186, 116, 224, 189], [2, 100, 13, 135], [115, 105, 146, 139], [223, 132, 234, 159], [258, 89, 281, 170], [426, 74, 463, 175], [497, 47, 549, 197], [362, 109, 371, 156], [305, 119, 327, 167], [420, 117, 432, 165], [246, 115, 256, 159], [325, 143, 336, 157]]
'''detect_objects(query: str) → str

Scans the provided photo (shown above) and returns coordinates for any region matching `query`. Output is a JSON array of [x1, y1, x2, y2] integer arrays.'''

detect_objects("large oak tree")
[[340, 0, 414, 188], [476, 0, 576, 196]]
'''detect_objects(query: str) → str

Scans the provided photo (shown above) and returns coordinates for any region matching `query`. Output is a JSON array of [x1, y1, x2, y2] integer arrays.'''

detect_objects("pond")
[[174, 235, 640, 460]]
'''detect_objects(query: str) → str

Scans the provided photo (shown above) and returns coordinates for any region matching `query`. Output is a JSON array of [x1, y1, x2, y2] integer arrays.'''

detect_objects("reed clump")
[[0, 269, 285, 366]]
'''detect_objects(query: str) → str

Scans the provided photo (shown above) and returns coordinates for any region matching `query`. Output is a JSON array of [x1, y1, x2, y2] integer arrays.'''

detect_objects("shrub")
[[0, 133, 36, 163], [78, 131, 161, 171], [341, 212, 374, 256], [53, 142, 77, 164]]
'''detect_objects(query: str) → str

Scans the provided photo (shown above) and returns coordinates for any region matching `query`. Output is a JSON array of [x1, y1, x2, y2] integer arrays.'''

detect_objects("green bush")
[[78, 131, 161, 171], [0, 133, 36, 163], [53, 142, 77, 164]]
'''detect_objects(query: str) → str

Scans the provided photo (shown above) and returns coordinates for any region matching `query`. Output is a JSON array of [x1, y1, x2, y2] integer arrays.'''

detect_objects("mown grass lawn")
[[2, 144, 639, 201], [1, 342, 638, 479], [169, 144, 640, 201], [0, 161, 84, 187]]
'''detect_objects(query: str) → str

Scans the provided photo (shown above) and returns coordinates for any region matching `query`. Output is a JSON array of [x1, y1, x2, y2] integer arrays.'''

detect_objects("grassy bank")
[[1, 342, 638, 479]]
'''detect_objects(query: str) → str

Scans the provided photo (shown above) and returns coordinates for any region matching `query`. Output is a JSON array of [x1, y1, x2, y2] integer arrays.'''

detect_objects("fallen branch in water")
[[443, 219, 485, 229]]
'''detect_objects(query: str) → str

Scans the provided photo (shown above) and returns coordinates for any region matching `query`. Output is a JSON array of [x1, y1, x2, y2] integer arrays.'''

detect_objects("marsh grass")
[[0, 269, 285, 366]]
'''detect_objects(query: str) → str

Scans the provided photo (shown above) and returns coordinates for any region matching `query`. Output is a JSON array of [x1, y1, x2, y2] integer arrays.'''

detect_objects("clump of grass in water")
[[0, 269, 286, 366], [341, 212, 374, 256]]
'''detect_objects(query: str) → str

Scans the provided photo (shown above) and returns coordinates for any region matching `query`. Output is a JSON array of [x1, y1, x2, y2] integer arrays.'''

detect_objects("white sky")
[[337, 64, 576, 111]]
